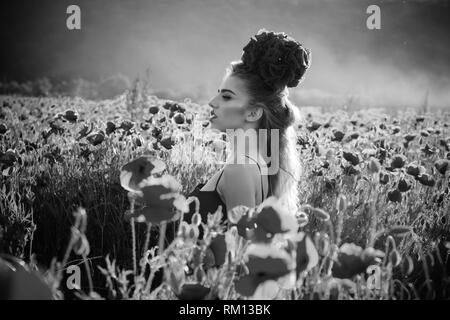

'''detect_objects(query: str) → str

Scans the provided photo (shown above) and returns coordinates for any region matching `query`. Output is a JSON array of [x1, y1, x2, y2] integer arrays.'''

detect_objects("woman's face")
[[208, 75, 260, 132]]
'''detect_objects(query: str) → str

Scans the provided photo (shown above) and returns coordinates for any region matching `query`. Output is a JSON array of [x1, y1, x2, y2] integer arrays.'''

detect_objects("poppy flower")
[[342, 165, 360, 176], [434, 159, 449, 175], [119, 120, 134, 132], [421, 144, 438, 156], [151, 127, 162, 140], [397, 178, 412, 192], [149, 105, 160, 114], [0, 149, 22, 169], [0, 123, 7, 134], [406, 163, 426, 177], [86, 131, 105, 146], [63, 110, 78, 123], [76, 123, 94, 140], [105, 122, 116, 135], [390, 154, 407, 169], [120, 156, 166, 193], [173, 113, 185, 125], [169, 102, 181, 112], [140, 122, 150, 131], [234, 244, 294, 297], [331, 130, 345, 142], [176, 283, 211, 300], [388, 189, 402, 203], [418, 173, 435, 187], [416, 116, 425, 123], [235, 207, 257, 239], [160, 136, 176, 150], [306, 121, 321, 132], [403, 134, 416, 142], [439, 139, 449, 151], [331, 243, 384, 279], [392, 126, 401, 134], [0, 254, 53, 300], [420, 130, 429, 137], [207, 234, 227, 267], [342, 151, 360, 166], [49, 119, 65, 135], [255, 196, 298, 232], [126, 175, 188, 223]]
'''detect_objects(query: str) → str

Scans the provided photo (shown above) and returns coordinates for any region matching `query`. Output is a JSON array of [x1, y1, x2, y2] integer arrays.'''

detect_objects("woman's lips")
[[209, 111, 218, 120]]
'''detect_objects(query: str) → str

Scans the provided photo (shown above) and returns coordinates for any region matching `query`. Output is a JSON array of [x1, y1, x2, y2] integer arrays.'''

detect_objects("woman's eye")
[[222, 96, 231, 100]]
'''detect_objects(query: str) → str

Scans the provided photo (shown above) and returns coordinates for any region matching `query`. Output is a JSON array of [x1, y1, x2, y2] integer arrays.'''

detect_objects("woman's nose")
[[208, 99, 218, 110]]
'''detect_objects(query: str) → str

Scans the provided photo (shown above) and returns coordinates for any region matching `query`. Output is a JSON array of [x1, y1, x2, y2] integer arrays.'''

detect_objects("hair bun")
[[241, 28, 311, 91]]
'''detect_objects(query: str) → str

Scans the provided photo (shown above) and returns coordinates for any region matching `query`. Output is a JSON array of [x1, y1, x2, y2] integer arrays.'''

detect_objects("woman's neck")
[[225, 128, 264, 165]]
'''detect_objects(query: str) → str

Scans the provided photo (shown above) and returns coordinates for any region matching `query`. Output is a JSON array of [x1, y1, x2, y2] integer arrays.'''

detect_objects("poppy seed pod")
[[336, 194, 348, 213]]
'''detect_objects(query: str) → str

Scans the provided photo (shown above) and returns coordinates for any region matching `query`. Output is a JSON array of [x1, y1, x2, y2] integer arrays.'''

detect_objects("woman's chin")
[[209, 120, 221, 131]]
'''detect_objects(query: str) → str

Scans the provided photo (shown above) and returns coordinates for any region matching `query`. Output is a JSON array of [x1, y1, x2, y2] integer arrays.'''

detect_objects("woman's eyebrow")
[[218, 89, 236, 95]]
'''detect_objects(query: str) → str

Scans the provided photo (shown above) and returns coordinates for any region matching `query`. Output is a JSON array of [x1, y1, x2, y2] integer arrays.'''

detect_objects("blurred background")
[[1, 0, 449, 110]]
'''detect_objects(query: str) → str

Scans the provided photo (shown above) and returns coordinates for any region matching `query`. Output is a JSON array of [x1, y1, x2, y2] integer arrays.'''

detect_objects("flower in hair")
[[241, 28, 311, 91]]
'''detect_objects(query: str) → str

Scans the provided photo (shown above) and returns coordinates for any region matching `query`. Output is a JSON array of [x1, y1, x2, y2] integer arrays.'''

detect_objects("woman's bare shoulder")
[[221, 162, 260, 185], [217, 163, 260, 209]]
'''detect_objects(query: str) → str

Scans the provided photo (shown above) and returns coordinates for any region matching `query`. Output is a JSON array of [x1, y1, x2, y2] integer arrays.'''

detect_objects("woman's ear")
[[245, 104, 264, 123]]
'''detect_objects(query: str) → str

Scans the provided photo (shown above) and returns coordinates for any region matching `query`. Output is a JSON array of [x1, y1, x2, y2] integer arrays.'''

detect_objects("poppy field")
[[0, 91, 449, 300]]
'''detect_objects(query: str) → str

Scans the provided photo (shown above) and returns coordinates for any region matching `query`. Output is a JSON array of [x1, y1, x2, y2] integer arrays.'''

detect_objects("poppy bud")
[[389, 249, 402, 268], [336, 194, 348, 212], [188, 225, 199, 240], [368, 157, 381, 173], [191, 212, 202, 227], [312, 208, 330, 221], [387, 225, 412, 237], [194, 266, 206, 283], [403, 255, 414, 275]]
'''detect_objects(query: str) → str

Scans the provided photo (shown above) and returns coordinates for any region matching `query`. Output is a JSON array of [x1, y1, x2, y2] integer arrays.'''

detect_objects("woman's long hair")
[[225, 62, 303, 215]]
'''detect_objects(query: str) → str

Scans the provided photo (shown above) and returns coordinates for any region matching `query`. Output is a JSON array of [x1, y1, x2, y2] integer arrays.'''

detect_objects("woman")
[[185, 28, 312, 227]]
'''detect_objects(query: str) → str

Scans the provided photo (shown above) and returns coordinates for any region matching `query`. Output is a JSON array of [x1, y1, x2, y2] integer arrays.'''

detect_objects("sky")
[[1, 0, 450, 108]]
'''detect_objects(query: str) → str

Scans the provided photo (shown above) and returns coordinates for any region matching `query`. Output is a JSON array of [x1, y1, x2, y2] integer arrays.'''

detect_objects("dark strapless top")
[[184, 155, 272, 229]]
